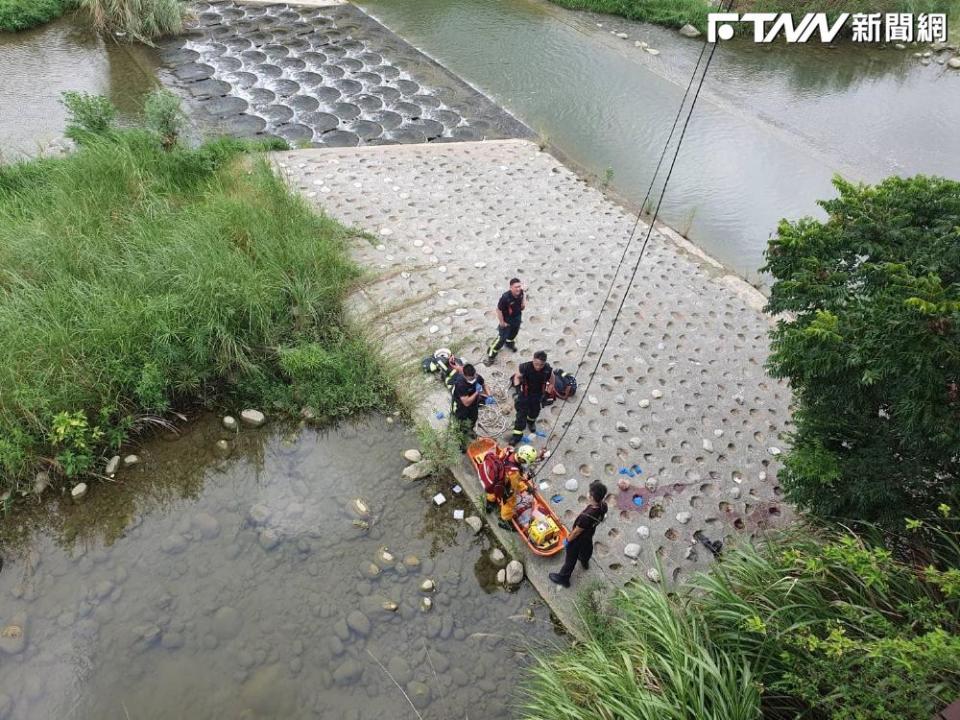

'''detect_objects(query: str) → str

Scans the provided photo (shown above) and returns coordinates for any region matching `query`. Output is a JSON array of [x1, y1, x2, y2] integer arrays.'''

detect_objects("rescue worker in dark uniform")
[[509, 350, 552, 445], [549, 481, 608, 588], [485, 278, 525, 363], [451, 364, 487, 450]]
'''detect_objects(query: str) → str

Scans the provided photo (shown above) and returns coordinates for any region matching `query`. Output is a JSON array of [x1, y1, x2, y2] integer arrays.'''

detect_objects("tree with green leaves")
[[763, 175, 959, 527]]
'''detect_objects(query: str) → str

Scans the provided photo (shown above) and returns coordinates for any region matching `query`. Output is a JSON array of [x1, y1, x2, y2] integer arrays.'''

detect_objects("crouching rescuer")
[[451, 364, 487, 450]]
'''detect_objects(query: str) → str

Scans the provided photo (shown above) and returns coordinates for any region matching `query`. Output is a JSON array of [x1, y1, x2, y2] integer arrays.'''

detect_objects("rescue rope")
[[533, 5, 731, 480]]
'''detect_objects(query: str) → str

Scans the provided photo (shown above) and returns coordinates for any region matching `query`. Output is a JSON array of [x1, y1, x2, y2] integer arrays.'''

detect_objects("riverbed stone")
[[213, 605, 243, 641], [505, 560, 524, 586], [949, 56, 960, 69], [679, 24, 701, 38], [71, 483, 88, 502], [407, 681, 432, 708], [333, 659, 362, 685], [191, 512, 221, 539], [105, 455, 121, 475], [161, 534, 189, 555], [0, 613, 27, 655], [222, 415, 238, 431], [346, 610, 371, 636], [387, 656, 412, 685], [240, 409, 266, 427], [403, 448, 422, 462], [402, 460, 432, 480], [258, 528, 281, 550], [465, 515, 483, 533], [247, 504, 271, 526]]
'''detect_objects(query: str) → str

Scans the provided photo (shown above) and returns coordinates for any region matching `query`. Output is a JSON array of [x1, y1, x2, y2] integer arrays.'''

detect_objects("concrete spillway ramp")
[[158, 0, 531, 146], [274, 139, 793, 629]]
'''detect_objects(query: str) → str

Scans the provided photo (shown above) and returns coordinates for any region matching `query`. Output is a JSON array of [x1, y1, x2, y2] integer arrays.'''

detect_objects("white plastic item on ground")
[[433, 493, 446, 506]]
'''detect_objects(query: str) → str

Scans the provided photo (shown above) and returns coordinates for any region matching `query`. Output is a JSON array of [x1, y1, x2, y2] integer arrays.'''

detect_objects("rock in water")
[[403, 449, 422, 463], [679, 23, 701, 37], [387, 657, 412, 685], [240, 409, 265, 427], [247, 504, 271, 526], [346, 611, 370, 637], [71, 483, 88, 502], [624, 543, 641, 559], [222, 416, 238, 431], [212, 606, 242, 640], [490, 548, 506, 565], [406, 681, 432, 708], [505, 560, 524, 586], [402, 461, 432, 480], [496, 569, 506, 584], [123, 454, 140, 467], [258, 529, 280, 551], [420, 579, 436, 593], [948, 56, 960, 69], [465, 516, 482, 533], [0, 613, 27, 655], [105, 455, 121, 475], [191, 512, 221, 539]]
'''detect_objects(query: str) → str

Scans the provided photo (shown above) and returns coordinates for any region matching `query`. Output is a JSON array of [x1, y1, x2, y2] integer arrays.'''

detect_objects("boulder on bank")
[[402, 461, 432, 480], [679, 24, 701, 38], [403, 449, 422, 463], [240, 409, 265, 427], [505, 560, 524, 586]]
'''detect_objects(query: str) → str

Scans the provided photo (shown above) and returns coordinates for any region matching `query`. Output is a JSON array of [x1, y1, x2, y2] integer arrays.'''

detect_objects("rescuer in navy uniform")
[[451, 364, 487, 449], [509, 350, 552, 445], [485, 278, 525, 363]]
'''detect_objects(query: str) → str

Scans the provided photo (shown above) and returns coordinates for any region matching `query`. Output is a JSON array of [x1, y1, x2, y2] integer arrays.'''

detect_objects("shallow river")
[[0, 416, 559, 719]]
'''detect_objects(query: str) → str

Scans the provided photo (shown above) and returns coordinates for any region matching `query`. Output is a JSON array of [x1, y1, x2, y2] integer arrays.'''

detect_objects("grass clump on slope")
[[0, 100, 393, 494]]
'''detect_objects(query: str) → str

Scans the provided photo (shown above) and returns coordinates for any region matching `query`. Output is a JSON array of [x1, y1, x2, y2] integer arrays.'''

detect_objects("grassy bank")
[[0, 0, 72, 32], [0, 128, 393, 497], [547, 0, 960, 35], [522, 521, 960, 720]]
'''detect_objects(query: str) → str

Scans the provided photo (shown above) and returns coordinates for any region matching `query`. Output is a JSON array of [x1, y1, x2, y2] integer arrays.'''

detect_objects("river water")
[[0, 14, 158, 161], [0, 416, 559, 719], [354, 0, 960, 281], [2, 2, 957, 278]]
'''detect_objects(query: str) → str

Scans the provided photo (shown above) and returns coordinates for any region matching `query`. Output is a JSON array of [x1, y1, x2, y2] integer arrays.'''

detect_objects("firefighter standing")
[[509, 351, 553, 445], [485, 278, 525, 363], [451, 364, 487, 450]]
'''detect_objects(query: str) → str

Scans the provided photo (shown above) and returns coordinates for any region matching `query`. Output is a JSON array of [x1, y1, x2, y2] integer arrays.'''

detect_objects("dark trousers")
[[510, 395, 541, 442], [487, 321, 520, 358], [452, 411, 478, 450], [556, 536, 593, 582]]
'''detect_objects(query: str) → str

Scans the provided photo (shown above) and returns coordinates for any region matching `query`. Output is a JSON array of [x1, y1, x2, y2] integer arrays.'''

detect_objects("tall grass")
[[77, 0, 183, 42], [522, 524, 960, 720], [0, 0, 72, 32], [0, 130, 392, 493]]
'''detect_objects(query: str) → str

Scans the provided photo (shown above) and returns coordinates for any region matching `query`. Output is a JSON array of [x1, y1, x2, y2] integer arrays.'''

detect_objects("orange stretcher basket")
[[467, 439, 569, 557]]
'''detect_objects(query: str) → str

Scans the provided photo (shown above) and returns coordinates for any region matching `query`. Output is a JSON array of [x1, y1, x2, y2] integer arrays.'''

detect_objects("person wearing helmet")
[[496, 444, 539, 530]]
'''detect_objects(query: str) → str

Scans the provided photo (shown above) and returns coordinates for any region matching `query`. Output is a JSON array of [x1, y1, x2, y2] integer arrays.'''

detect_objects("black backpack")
[[544, 368, 577, 405]]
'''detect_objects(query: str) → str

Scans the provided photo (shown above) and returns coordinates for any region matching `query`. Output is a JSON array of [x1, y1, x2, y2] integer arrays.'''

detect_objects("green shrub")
[[522, 524, 960, 720], [763, 175, 960, 528], [0, 126, 390, 494], [61, 91, 117, 142], [0, 0, 70, 32], [143, 88, 185, 149]]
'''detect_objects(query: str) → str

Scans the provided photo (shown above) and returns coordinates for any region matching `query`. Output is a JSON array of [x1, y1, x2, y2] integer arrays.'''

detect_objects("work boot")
[[548, 572, 570, 588], [485, 500, 497, 514], [580, 558, 590, 570], [504, 341, 517, 352], [527, 421, 537, 433], [483, 354, 496, 366]]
